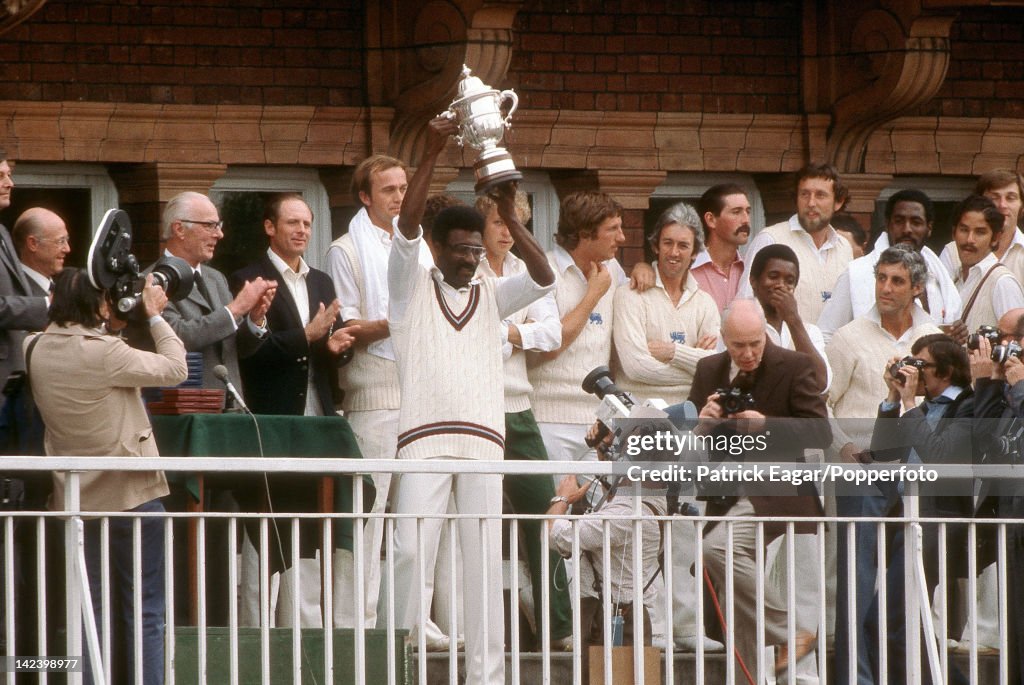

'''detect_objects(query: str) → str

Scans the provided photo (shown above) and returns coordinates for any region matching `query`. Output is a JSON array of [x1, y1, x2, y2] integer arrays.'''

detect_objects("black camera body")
[[992, 341, 1024, 365], [889, 356, 927, 384], [715, 386, 755, 416], [967, 325, 1001, 350], [87, 209, 194, 321]]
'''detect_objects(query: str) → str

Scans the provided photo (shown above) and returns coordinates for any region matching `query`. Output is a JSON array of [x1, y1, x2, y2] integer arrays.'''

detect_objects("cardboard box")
[[588, 645, 661, 685]]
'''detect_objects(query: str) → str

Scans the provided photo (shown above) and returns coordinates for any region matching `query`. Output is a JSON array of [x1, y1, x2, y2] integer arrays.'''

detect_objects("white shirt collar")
[[964, 251, 999, 281], [20, 264, 51, 293], [691, 250, 712, 268], [552, 244, 578, 275], [864, 303, 933, 334], [267, 248, 309, 278], [787, 214, 843, 251]]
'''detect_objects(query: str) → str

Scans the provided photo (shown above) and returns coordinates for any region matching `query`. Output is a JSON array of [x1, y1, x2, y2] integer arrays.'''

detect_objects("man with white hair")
[[160, 191, 276, 390], [689, 298, 831, 678]]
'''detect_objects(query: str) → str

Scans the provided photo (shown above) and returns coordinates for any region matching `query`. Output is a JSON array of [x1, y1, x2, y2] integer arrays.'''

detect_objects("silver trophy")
[[443, 64, 522, 194]]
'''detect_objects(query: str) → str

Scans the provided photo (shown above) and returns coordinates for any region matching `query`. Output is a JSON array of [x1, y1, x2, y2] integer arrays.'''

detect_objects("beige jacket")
[[26, 319, 187, 512]]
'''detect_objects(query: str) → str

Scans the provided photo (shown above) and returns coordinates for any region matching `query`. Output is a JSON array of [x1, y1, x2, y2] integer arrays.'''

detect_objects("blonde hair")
[[475, 190, 532, 225]]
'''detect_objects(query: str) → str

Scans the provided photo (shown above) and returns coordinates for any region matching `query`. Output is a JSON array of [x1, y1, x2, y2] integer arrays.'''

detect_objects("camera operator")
[[969, 307, 1024, 681], [870, 334, 975, 685], [688, 298, 831, 678], [546, 426, 664, 685], [26, 267, 186, 685]]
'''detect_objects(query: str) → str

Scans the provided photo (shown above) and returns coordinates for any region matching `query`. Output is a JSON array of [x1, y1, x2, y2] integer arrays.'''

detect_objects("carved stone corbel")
[[364, 0, 523, 165], [809, 2, 958, 173], [0, 0, 46, 37]]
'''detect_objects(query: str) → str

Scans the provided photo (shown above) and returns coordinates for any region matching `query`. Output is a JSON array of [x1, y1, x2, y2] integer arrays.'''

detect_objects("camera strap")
[[961, 263, 1008, 323], [23, 332, 43, 389]]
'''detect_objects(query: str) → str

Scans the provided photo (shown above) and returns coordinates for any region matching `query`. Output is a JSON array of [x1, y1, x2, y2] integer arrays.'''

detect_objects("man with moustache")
[[950, 194, 1024, 331], [819, 189, 962, 344], [387, 116, 555, 685], [941, 170, 1024, 282], [738, 164, 853, 323], [690, 183, 752, 313]]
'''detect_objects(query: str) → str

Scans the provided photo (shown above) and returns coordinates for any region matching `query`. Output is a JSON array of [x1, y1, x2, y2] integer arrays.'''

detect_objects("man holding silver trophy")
[[387, 71, 555, 685]]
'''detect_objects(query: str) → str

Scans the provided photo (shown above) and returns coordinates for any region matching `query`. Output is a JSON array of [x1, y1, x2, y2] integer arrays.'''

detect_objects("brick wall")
[[916, 6, 1024, 118], [0, 0, 365, 107], [506, 0, 801, 114]]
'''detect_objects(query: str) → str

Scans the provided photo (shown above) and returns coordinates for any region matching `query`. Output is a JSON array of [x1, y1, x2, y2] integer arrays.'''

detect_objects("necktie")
[[193, 270, 213, 307]]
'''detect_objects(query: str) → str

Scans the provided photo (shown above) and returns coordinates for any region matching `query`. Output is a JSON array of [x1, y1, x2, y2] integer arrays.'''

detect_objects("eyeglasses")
[[37, 236, 70, 247], [180, 219, 224, 232], [449, 244, 487, 260]]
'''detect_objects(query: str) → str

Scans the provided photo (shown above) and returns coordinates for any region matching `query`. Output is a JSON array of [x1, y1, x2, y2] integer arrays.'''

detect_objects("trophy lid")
[[455, 65, 490, 99]]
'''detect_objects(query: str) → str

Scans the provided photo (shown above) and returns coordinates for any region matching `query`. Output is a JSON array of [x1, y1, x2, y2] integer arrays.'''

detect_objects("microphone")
[[213, 364, 249, 413]]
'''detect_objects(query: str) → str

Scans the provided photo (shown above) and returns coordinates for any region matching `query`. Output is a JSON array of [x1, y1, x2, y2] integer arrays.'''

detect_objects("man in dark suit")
[[970, 308, 1024, 683], [230, 192, 354, 628], [231, 192, 353, 417], [688, 298, 831, 679], [12, 207, 69, 297], [870, 333, 974, 685], [159, 191, 276, 390], [0, 148, 51, 659]]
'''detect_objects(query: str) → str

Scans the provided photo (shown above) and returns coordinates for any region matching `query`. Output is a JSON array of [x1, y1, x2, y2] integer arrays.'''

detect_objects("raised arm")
[[396, 115, 460, 241], [493, 181, 554, 287]]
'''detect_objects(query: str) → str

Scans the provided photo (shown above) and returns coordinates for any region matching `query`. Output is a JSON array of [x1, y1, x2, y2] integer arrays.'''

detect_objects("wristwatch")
[[550, 495, 569, 506]]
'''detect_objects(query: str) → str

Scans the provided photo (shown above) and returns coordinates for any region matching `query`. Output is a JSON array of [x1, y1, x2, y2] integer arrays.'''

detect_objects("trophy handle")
[[438, 108, 465, 147], [499, 90, 519, 127]]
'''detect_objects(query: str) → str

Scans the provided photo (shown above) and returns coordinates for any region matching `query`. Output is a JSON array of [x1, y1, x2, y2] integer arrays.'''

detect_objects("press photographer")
[[26, 266, 186, 684], [687, 298, 830, 677], [968, 307, 1024, 678]]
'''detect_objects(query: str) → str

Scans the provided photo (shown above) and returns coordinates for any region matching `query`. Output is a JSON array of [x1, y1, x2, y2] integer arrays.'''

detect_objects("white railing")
[[0, 456, 1020, 685]]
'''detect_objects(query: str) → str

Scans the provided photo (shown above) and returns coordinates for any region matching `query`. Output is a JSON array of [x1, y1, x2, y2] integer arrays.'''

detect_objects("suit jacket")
[[0, 224, 48, 402], [25, 319, 187, 511], [870, 387, 975, 578], [688, 339, 832, 529], [161, 262, 258, 390], [231, 254, 346, 416]]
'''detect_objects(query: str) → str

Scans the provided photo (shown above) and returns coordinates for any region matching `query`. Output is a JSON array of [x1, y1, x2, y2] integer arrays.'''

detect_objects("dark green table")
[[151, 413, 370, 624]]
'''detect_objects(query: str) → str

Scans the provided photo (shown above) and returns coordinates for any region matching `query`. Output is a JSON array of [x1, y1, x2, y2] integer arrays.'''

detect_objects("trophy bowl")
[[444, 65, 523, 195]]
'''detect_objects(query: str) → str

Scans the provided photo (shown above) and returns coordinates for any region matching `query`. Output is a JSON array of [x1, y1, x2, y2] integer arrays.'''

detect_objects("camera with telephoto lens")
[[967, 325, 1001, 350], [888, 356, 927, 384], [87, 209, 194, 321], [714, 386, 756, 416], [992, 341, 1024, 365]]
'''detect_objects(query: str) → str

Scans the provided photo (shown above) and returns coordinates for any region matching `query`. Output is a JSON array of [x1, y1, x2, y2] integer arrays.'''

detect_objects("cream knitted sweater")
[[826, 307, 941, 450], [327, 233, 401, 412], [528, 247, 627, 425], [611, 270, 719, 405]]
